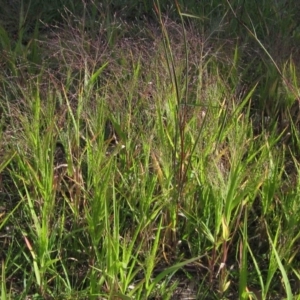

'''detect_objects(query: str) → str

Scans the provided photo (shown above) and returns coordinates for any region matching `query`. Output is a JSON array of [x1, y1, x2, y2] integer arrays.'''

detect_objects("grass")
[[1, 0, 300, 299]]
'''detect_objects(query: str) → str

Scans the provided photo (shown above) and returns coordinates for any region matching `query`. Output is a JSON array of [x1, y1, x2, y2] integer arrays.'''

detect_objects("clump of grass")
[[1, 0, 300, 299]]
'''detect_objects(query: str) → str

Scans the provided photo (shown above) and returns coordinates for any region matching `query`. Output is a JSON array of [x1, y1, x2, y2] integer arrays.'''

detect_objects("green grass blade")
[[266, 224, 293, 300]]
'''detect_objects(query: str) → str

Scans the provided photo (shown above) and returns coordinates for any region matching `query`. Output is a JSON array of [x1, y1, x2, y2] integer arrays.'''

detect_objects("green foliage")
[[1, 0, 300, 299]]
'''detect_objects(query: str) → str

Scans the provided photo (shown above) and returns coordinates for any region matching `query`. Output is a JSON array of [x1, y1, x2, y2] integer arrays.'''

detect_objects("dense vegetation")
[[1, 1, 300, 299]]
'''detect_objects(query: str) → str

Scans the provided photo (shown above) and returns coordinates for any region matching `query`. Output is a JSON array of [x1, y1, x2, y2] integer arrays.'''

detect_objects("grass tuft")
[[1, 0, 300, 299]]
